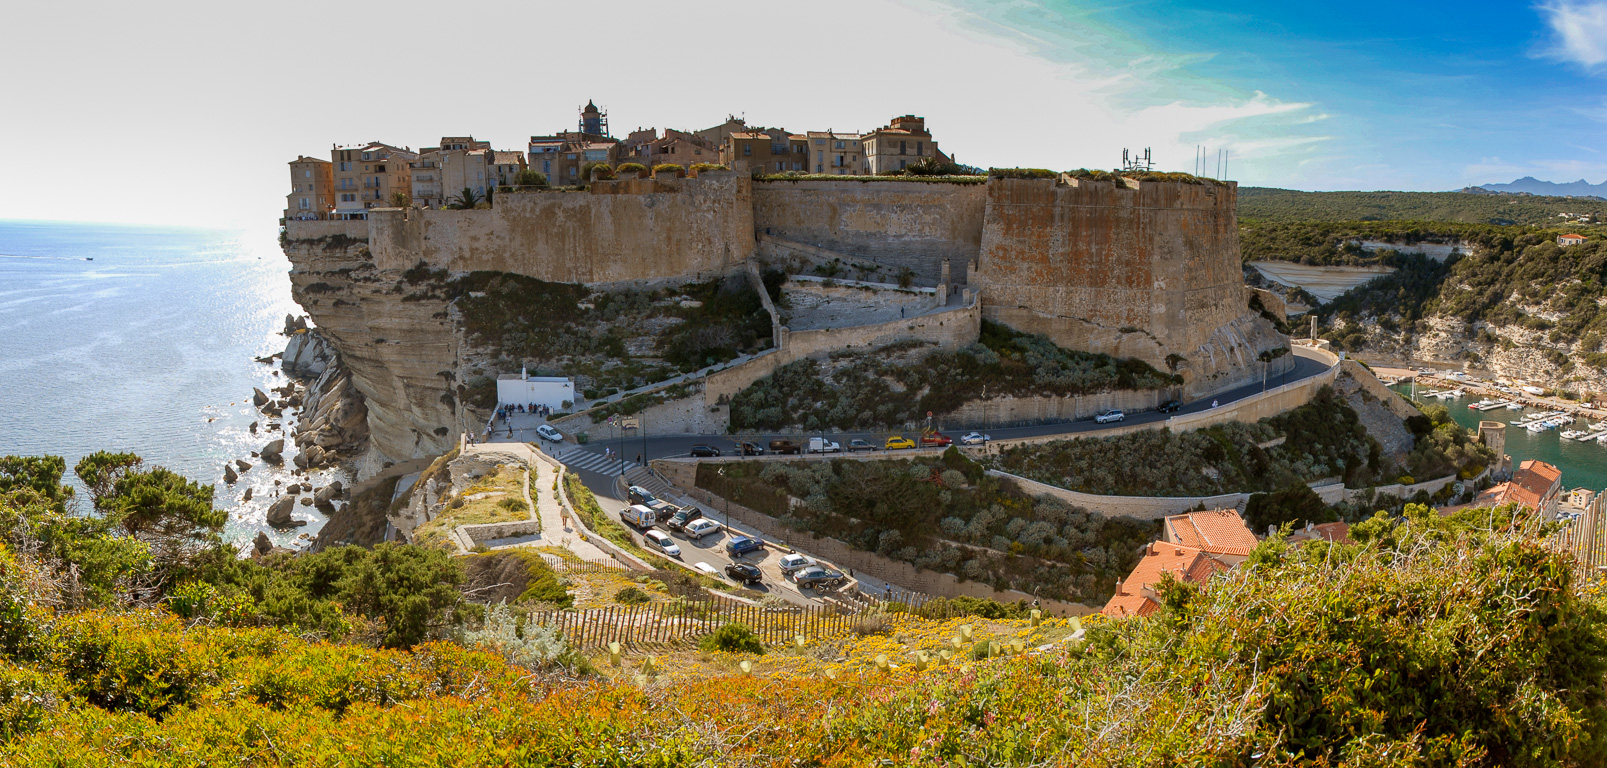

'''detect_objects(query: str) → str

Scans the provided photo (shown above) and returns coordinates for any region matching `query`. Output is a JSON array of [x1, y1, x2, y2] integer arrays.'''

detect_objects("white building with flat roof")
[[496, 370, 575, 409]]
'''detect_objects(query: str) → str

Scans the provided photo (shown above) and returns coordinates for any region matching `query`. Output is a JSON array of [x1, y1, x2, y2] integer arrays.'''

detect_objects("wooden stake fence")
[[526, 598, 862, 650], [1555, 492, 1607, 580]]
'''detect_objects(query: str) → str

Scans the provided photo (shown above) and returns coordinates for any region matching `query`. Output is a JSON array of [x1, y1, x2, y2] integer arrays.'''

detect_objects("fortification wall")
[[704, 296, 981, 404], [943, 389, 1171, 430], [283, 219, 370, 243], [368, 171, 754, 282], [976, 176, 1286, 398], [751, 180, 986, 284]]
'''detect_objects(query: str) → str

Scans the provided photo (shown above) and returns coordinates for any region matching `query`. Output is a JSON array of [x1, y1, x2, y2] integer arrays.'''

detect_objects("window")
[[916, 141, 924, 157], [299, 198, 309, 209], [899, 160, 907, 170], [900, 141, 907, 155], [816, 164, 823, 172], [338, 162, 352, 171], [743, 144, 751, 156], [817, 150, 823, 162], [834, 140, 844, 149], [814, 139, 824, 146], [304, 170, 312, 178]]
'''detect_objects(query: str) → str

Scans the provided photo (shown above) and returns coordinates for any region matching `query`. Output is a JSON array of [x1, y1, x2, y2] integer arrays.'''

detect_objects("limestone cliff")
[[283, 229, 467, 465]]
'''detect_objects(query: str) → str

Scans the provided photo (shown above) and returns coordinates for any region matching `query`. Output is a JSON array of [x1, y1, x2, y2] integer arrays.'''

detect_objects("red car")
[[920, 432, 953, 447]]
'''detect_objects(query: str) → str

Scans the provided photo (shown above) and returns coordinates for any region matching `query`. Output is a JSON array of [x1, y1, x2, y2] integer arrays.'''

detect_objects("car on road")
[[792, 565, 846, 590], [737, 441, 765, 456], [726, 535, 765, 557], [642, 529, 681, 558], [885, 436, 916, 450], [724, 562, 763, 585], [920, 432, 953, 447], [1094, 409, 1125, 424], [847, 439, 875, 452], [536, 424, 563, 442], [768, 439, 802, 455], [620, 504, 657, 528], [1157, 399, 1183, 413], [684, 518, 721, 540], [808, 437, 841, 453], [689, 444, 721, 457], [627, 485, 656, 505], [665, 505, 705, 532], [959, 431, 991, 445], [777, 553, 818, 574]]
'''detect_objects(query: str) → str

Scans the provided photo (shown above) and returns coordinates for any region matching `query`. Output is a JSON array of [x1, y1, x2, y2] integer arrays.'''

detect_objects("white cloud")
[[1537, 1, 1607, 68]]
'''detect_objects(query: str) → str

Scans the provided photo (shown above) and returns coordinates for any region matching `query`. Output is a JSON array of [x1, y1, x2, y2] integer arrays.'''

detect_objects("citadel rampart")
[[752, 179, 985, 284], [282, 173, 1288, 464], [367, 172, 754, 283]]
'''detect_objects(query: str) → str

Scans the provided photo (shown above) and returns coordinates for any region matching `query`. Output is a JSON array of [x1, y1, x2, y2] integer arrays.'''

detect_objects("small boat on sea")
[[1562, 429, 1590, 440], [1506, 401, 1524, 410]]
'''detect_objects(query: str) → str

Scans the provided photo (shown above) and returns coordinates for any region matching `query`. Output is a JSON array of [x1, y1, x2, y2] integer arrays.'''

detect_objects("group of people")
[[497, 402, 554, 419]]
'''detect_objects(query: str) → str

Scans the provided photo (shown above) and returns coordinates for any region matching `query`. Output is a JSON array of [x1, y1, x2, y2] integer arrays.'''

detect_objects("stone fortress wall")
[[283, 172, 1287, 463]]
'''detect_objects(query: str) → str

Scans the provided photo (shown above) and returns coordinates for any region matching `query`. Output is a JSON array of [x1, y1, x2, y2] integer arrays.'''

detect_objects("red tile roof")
[[1164, 509, 1258, 556], [1289, 521, 1351, 543], [1102, 542, 1229, 618], [1473, 460, 1561, 511], [1561, 234, 1587, 240]]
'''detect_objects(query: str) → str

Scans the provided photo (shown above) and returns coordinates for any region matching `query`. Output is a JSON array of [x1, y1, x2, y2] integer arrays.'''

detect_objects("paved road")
[[544, 353, 1329, 484]]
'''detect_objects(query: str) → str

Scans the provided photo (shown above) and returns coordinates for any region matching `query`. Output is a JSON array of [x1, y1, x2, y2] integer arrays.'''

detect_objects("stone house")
[[331, 142, 417, 219], [805, 130, 866, 175], [285, 156, 333, 221], [863, 115, 944, 174]]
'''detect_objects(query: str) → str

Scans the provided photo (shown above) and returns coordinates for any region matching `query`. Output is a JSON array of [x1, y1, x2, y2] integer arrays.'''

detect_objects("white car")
[[684, 518, 721, 540], [777, 553, 818, 573], [642, 529, 681, 558], [536, 424, 563, 442], [1094, 409, 1125, 424], [959, 431, 991, 445]]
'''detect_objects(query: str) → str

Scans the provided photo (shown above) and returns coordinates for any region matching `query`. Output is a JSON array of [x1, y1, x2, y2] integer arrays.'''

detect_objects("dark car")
[[847, 439, 875, 452], [738, 441, 765, 456], [627, 485, 656, 506], [725, 535, 764, 557], [768, 439, 802, 455], [724, 562, 763, 585], [665, 505, 705, 532], [792, 565, 845, 590], [1158, 399, 1183, 413], [689, 444, 721, 457]]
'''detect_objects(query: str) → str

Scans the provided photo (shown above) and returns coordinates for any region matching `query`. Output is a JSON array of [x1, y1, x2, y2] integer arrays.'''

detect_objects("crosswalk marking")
[[556, 447, 638, 477]]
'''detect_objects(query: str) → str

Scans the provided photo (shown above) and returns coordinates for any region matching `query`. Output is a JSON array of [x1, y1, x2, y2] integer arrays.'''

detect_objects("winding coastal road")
[[518, 352, 1332, 501]]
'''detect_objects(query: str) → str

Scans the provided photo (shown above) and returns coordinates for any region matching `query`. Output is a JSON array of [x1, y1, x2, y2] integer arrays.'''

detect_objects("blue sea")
[[0, 220, 337, 548]]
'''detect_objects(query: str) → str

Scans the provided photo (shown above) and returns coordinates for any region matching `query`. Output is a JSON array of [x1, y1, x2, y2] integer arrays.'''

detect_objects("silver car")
[[1094, 409, 1125, 424]]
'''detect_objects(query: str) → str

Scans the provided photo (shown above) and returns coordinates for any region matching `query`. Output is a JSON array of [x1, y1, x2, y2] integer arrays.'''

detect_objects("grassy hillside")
[[1240, 187, 1607, 226], [3, 504, 1603, 766]]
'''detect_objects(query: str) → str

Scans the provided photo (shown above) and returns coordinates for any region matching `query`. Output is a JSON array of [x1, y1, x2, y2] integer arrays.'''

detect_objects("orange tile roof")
[[1101, 542, 1229, 618], [1289, 521, 1351, 543], [1164, 509, 1258, 556]]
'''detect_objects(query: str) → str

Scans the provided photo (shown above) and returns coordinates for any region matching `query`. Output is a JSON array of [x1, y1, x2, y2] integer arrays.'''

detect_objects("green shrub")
[[614, 586, 650, 605], [615, 162, 647, 177], [690, 162, 728, 174], [651, 163, 685, 177], [697, 623, 764, 654], [987, 167, 1057, 179], [512, 169, 547, 187], [581, 162, 614, 180]]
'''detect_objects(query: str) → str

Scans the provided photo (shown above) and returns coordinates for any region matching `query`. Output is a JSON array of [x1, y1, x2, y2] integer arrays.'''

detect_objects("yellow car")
[[885, 436, 916, 450]]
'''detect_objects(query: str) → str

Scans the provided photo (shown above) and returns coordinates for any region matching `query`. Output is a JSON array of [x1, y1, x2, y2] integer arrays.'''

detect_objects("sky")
[[3, 0, 1605, 227]]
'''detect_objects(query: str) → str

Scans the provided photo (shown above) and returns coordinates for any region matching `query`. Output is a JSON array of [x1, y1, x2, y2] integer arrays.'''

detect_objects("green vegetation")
[[512, 168, 547, 187], [461, 549, 571, 607], [614, 586, 651, 605], [690, 162, 729, 174], [753, 173, 986, 185], [411, 462, 530, 550], [1240, 218, 1513, 266], [651, 163, 685, 177], [1240, 186, 1607, 225], [997, 386, 1492, 500], [697, 448, 1157, 603], [615, 162, 647, 177], [698, 623, 764, 654], [443, 270, 773, 397], [730, 321, 1179, 431]]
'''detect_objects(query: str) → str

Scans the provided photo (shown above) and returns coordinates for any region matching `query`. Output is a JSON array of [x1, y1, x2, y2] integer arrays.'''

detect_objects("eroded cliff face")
[[975, 177, 1289, 397], [283, 231, 465, 466]]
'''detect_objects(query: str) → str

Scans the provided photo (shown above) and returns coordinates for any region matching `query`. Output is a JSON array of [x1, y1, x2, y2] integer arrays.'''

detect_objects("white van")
[[808, 437, 841, 453]]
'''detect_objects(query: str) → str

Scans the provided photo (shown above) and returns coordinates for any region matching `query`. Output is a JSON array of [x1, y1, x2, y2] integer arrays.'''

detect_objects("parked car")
[[792, 565, 846, 589], [665, 505, 705, 532], [642, 529, 681, 558], [689, 444, 721, 457], [808, 437, 841, 453], [724, 562, 763, 585], [620, 504, 657, 528], [921, 432, 953, 447], [847, 439, 875, 452], [627, 485, 657, 506], [737, 441, 765, 456], [1094, 409, 1125, 424], [684, 518, 721, 540], [1157, 399, 1183, 413], [536, 424, 563, 442], [768, 439, 802, 455], [885, 436, 916, 450], [777, 553, 818, 574], [725, 536, 764, 557], [959, 431, 991, 445]]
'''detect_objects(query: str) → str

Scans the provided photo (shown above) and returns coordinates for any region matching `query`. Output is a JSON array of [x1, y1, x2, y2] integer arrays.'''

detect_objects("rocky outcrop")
[[282, 236, 464, 464], [265, 496, 304, 528], [259, 439, 285, 463]]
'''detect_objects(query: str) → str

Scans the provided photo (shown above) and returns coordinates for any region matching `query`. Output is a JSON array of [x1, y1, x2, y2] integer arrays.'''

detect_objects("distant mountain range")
[[1467, 177, 1607, 199]]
